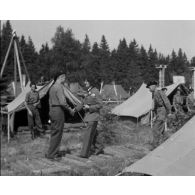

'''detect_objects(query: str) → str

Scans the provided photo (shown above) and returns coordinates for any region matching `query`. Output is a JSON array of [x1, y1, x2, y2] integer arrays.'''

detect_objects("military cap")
[[146, 81, 158, 88], [162, 87, 167, 91]]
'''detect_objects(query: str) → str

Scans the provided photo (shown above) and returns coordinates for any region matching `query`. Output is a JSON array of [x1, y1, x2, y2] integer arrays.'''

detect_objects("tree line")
[[1, 20, 195, 92]]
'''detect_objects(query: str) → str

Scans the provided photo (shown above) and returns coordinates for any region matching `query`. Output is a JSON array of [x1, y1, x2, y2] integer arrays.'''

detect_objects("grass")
[[1, 104, 194, 176]]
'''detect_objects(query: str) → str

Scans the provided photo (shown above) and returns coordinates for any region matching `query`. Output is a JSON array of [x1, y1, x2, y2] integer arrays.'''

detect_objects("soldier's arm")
[[160, 91, 171, 113], [56, 85, 74, 113], [33, 92, 40, 107], [88, 90, 103, 113], [186, 96, 191, 111], [24, 93, 32, 115], [172, 95, 177, 111]]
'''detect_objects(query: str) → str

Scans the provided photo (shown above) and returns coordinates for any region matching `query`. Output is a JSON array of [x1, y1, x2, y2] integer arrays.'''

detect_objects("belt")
[[156, 106, 164, 108], [51, 105, 62, 107]]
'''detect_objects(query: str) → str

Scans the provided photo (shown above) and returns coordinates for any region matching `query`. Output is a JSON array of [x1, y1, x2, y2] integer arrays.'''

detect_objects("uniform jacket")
[[83, 87, 103, 122], [153, 90, 171, 114]]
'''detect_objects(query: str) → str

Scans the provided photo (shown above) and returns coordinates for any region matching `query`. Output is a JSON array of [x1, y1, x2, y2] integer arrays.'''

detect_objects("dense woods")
[[1, 21, 194, 92]]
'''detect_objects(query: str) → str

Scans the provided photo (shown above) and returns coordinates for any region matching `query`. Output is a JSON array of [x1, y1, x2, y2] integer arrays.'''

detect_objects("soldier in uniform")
[[146, 81, 172, 148], [77, 79, 104, 158], [173, 88, 186, 116], [25, 82, 44, 139], [45, 72, 75, 161]]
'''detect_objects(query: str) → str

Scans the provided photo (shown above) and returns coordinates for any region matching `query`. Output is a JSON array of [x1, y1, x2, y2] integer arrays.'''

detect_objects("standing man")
[[78, 79, 104, 158], [173, 88, 186, 116], [25, 82, 44, 139], [45, 72, 75, 161], [146, 81, 172, 148]]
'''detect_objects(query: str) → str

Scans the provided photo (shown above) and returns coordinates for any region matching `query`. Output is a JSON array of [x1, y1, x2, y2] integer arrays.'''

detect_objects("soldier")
[[25, 82, 44, 139], [186, 88, 195, 113], [146, 81, 172, 148], [78, 79, 104, 158], [173, 88, 185, 116], [45, 72, 75, 161]]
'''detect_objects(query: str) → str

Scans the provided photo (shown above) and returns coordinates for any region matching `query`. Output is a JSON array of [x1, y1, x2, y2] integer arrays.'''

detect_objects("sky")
[[3, 20, 195, 60]]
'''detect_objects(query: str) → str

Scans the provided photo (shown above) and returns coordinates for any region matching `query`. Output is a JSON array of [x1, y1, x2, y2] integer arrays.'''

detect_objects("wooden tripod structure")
[[0, 31, 30, 96], [0, 31, 30, 142]]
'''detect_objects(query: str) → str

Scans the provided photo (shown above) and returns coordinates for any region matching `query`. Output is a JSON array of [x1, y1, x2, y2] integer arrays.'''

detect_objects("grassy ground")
[[1, 104, 194, 176]]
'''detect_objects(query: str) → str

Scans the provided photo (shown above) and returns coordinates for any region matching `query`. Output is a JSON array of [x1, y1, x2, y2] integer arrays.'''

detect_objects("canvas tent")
[[2, 80, 82, 142], [121, 115, 195, 176], [111, 83, 189, 118], [100, 84, 129, 101]]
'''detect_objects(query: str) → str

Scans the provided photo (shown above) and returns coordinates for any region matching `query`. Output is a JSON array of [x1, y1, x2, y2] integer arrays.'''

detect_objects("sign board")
[[173, 76, 185, 84]]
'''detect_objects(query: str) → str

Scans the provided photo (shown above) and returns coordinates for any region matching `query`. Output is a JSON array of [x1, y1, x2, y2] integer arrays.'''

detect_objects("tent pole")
[[7, 113, 10, 143]]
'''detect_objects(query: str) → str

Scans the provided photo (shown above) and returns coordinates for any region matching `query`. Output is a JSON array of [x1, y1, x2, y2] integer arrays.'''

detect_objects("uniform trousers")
[[80, 121, 102, 157], [47, 106, 64, 158], [152, 107, 166, 147], [27, 105, 43, 133]]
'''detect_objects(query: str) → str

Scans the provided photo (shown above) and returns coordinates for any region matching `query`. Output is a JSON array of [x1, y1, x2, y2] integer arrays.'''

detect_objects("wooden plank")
[[60, 157, 89, 168], [22, 160, 37, 170], [65, 154, 92, 163], [33, 165, 71, 176], [113, 146, 134, 157], [104, 147, 127, 158], [39, 158, 57, 166], [30, 159, 49, 170], [89, 155, 107, 162], [15, 160, 31, 171], [98, 154, 112, 159]]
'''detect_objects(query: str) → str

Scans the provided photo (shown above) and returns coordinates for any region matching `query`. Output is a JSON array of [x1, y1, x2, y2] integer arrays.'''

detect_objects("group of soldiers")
[[25, 72, 104, 161], [24, 74, 195, 161], [146, 81, 195, 148]]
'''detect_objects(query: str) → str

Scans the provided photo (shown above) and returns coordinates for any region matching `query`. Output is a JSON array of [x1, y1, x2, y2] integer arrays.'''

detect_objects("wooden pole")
[[155, 64, 167, 88], [7, 113, 10, 143], [0, 34, 14, 78], [150, 110, 153, 128], [14, 40, 24, 91], [14, 45, 17, 96]]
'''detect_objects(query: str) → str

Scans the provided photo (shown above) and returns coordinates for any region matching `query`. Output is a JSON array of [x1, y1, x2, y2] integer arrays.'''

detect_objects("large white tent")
[[111, 83, 185, 118], [121, 115, 195, 176]]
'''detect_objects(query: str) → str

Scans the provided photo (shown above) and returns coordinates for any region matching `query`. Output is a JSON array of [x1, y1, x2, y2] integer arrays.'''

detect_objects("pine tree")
[[147, 45, 158, 82], [51, 27, 82, 80], [82, 34, 91, 54], [138, 45, 148, 82]]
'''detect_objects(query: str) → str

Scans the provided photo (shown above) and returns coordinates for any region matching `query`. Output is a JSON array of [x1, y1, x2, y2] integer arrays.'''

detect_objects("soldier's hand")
[[83, 104, 90, 111], [28, 110, 33, 116], [70, 109, 75, 116]]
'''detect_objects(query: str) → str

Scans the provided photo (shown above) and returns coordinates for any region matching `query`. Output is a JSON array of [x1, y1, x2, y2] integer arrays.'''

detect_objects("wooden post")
[[150, 110, 153, 128], [14, 45, 17, 96], [14, 40, 24, 91], [164, 121, 167, 132], [0, 33, 14, 78], [7, 113, 10, 143], [155, 64, 167, 88]]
